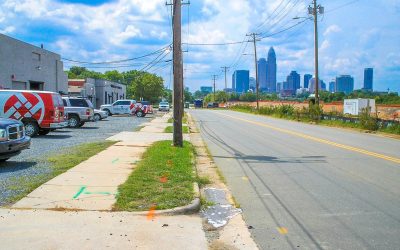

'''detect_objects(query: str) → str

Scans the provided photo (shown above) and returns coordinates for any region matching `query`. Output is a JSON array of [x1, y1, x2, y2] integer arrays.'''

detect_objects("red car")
[[132, 101, 153, 117], [0, 90, 68, 136]]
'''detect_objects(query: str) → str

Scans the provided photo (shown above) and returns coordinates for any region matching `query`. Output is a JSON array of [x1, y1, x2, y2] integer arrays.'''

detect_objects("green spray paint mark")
[[73, 186, 87, 199], [83, 191, 113, 195], [112, 158, 119, 164]]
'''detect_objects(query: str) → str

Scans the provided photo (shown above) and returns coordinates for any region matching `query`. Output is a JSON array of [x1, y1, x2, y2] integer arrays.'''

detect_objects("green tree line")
[[199, 90, 400, 105], [66, 66, 166, 104]]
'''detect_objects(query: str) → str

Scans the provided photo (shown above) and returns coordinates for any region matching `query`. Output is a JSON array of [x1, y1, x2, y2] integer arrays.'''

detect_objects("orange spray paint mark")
[[160, 176, 168, 183], [147, 205, 156, 220]]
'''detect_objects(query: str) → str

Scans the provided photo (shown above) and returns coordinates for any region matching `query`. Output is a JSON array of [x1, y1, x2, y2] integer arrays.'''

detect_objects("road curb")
[[127, 182, 201, 216]]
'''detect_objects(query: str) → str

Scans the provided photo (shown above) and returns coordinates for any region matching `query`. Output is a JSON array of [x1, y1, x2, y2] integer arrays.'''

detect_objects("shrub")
[[359, 108, 379, 131]]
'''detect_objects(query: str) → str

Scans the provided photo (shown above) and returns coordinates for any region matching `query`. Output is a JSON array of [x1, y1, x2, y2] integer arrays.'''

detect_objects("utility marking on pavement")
[[112, 158, 119, 164], [242, 176, 249, 181], [147, 205, 156, 220], [83, 191, 113, 196], [217, 113, 400, 164], [277, 227, 288, 235], [73, 186, 87, 199]]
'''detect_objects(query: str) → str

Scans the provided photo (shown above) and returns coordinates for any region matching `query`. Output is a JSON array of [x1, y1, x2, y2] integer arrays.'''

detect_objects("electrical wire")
[[325, 0, 360, 13], [62, 44, 171, 65], [255, 0, 288, 31]]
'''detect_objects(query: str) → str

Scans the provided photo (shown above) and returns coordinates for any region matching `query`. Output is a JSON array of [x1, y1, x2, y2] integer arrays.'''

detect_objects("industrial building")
[[0, 33, 68, 93], [68, 78, 126, 108]]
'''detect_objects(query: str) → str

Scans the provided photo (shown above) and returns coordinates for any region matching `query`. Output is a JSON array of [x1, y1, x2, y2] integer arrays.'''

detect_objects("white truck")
[[100, 100, 136, 116], [343, 99, 376, 115]]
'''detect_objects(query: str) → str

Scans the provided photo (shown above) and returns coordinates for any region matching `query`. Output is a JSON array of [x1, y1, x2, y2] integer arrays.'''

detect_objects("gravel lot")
[[0, 114, 153, 206]]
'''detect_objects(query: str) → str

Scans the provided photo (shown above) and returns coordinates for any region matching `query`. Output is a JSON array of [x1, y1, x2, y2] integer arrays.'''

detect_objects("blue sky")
[[0, 0, 399, 92]]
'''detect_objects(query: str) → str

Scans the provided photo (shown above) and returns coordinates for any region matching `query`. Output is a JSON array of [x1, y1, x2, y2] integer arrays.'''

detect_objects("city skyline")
[[0, 0, 398, 92]]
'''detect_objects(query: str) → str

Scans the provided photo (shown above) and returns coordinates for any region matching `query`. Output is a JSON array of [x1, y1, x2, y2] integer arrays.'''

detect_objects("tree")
[[184, 89, 194, 103], [104, 70, 124, 83], [129, 72, 164, 103]]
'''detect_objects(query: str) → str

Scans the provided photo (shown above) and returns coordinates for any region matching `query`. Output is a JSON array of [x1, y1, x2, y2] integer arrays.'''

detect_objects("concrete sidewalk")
[[13, 114, 188, 211], [0, 209, 206, 250], [1, 113, 207, 249]]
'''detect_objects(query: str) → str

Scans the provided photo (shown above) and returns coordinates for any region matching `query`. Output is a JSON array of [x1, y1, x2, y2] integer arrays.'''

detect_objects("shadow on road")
[[213, 154, 327, 164]]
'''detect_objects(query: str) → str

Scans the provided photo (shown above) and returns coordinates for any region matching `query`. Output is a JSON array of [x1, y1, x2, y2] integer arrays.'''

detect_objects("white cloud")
[[0, 26, 15, 34], [323, 25, 341, 36]]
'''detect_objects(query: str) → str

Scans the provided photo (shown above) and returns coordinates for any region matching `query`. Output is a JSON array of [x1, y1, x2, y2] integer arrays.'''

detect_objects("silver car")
[[158, 102, 170, 112], [93, 109, 108, 121]]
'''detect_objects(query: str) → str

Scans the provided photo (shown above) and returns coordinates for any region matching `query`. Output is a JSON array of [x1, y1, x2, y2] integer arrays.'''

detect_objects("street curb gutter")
[[125, 182, 201, 216]]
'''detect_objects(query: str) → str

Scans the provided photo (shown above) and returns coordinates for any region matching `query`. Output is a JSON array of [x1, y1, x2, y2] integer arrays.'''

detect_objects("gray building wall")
[[0, 33, 68, 93], [94, 79, 126, 109], [68, 78, 97, 107]]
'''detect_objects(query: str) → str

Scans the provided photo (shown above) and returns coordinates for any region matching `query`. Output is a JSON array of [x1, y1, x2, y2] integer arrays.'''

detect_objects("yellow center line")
[[217, 112, 400, 164]]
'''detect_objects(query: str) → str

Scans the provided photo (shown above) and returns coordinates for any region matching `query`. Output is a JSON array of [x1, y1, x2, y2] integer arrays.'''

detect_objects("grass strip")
[[114, 140, 195, 211], [2, 141, 116, 206], [168, 113, 188, 123], [164, 125, 189, 133], [230, 106, 400, 135]]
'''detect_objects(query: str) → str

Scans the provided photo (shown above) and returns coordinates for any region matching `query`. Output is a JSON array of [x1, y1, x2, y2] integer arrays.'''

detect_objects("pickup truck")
[[62, 97, 94, 128], [0, 118, 30, 161]]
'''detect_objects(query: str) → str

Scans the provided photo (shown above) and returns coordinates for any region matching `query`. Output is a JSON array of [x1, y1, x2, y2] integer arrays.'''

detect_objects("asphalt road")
[[0, 114, 151, 206], [190, 109, 400, 250]]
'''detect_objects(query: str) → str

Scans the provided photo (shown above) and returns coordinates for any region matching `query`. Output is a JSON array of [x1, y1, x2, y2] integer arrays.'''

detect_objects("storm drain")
[[201, 188, 242, 228]]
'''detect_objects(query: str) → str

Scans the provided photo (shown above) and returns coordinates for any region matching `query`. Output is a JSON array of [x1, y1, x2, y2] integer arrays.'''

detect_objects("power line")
[[62, 44, 171, 65], [325, 0, 360, 13], [255, 0, 287, 31], [183, 40, 246, 46], [260, 17, 311, 38]]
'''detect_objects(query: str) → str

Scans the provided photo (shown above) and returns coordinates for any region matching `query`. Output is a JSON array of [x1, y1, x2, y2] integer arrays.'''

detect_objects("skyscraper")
[[363, 68, 373, 91], [249, 77, 256, 91], [257, 58, 267, 91], [321, 81, 326, 91], [309, 77, 322, 93], [304, 74, 312, 89], [335, 75, 354, 94], [329, 81, 335, 93], [266, 47, 277, 93], [286, 71, 300, 95], [232, 70, 250, 93]]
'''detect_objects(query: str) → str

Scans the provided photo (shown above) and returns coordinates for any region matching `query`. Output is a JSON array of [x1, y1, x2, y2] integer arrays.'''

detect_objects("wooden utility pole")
[[311, 0, 323, 106], [221, 66, 230, 90], [212, 75, 217, 102], [247, 33, 261, 110], [172, 0, 183, 147]]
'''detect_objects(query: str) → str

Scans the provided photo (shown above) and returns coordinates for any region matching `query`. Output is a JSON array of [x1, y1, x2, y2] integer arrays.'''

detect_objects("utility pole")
[[221, 66, 230, 91], [170, 0, 183, 147], [212, 75, 218, 102], [246, 33, 261, 110], [309, 0, 324, 106]]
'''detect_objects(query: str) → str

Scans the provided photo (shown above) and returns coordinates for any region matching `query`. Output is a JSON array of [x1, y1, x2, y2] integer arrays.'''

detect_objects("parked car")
[[0, 118, 31, 161], [138, 101, 154, 114], [62, 97, 94, 128], [93, 109, 108, 121], [132, 102, 152, 117], [0, 90, 68, 137], [100, 100, 136, 116], [207, 102, 219, 108], [194, 99, 203, 108], [158, 102, 170, 112]]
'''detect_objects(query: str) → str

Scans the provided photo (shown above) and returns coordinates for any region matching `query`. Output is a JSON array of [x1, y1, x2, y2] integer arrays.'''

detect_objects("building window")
[[105, 92, 108, 104], [29, 81, 44, 90], [32, 52, 41, 61]]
